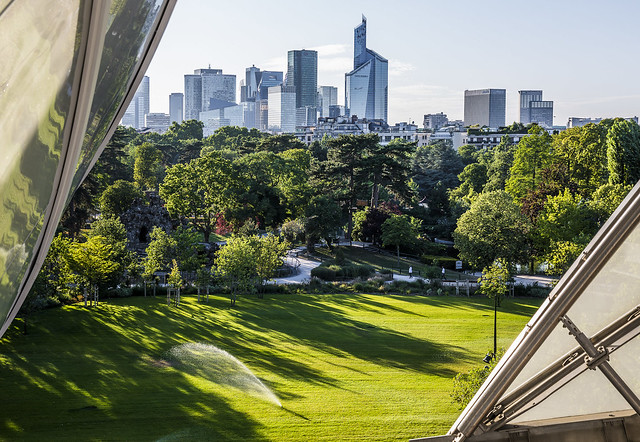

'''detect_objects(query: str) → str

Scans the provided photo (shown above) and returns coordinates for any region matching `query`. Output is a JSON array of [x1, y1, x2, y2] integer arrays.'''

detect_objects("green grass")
[[0, 293, 542, 441]]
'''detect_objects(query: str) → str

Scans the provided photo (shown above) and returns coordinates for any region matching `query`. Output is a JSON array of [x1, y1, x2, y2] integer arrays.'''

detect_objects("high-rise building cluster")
[[147, 16, 389, 137]]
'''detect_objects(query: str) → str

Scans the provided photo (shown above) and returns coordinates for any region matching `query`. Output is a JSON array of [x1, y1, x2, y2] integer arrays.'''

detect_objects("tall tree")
[[160, 151, 234, 242], [134, 142, 163, 190], [363, 138, 416, 207], [607, 119, 640, 185], [381, 214, 421, 267], [505, 126, 553, 201], [453, 190, 531, 269]]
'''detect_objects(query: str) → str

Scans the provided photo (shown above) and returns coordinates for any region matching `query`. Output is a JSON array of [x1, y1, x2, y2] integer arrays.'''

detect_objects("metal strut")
[[561, 315, 640, 415]]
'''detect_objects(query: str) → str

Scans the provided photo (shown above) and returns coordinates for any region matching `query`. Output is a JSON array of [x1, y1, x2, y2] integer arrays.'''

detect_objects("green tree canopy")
[[505, 126, 553, 201], [453, 190, 531, 269], [99, 180, 141, 216]]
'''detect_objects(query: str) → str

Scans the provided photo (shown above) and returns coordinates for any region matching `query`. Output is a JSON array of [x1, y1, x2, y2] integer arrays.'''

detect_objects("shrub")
[[451, 348, 505, 408], [311, 266, 337, 280]]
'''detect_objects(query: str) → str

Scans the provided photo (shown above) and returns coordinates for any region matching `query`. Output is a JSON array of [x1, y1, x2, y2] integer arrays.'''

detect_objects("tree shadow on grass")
[[231, 294, 468, 378], [0, 309, 267, 441]]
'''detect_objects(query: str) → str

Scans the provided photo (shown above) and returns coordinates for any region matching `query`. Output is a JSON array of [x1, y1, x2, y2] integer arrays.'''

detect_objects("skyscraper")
[[519, 90, 553, 127], [268, 85, 296, 133], [169, 92, 183, 124], [184, 68, 236, 121], [463, 89, 506, 128], [318, 86, 338, 118], [242, 65, 262, 102], [256, 71, 283, 131], [286, 49, 318, 113], [122, 75, 150, 129], [345, 16, 388, 122]]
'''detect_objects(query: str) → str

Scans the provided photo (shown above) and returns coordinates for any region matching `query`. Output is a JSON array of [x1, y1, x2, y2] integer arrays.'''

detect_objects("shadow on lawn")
[[233, 293, 468, 377], [419, 295, 542, 318], [0, 303, 277, 441]]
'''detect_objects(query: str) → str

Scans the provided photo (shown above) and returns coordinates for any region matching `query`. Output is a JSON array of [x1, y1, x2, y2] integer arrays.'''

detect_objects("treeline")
[[25, 117, 640, 313]]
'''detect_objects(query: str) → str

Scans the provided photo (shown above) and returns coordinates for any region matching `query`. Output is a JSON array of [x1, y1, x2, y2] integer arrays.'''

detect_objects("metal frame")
[[438, 181, 640, 441]]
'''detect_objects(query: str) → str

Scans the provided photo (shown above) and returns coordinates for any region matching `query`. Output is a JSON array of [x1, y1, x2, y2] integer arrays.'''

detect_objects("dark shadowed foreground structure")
[[0, 0, 176, 337], [415, 182, 640, 441]]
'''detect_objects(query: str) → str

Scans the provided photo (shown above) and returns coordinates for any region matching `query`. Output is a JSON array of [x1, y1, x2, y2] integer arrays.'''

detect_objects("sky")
[[145, 0, 640, 126]]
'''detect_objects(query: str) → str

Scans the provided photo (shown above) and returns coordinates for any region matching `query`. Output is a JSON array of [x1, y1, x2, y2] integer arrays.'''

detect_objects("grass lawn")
[[0, 292, 542, 441]]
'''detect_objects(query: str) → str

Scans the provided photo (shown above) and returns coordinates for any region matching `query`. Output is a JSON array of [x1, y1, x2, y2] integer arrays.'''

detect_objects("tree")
[[214, 235, 257, 306], [143, 227, 175, 281], [607, 119, 640, 185], [160, 151, 234, 242], [253, 234, 289, 297], [453, 191, 531, 269], [304, 195, 342, 253], [381, 214, 421, 267], [362, 138, 416, 207], [99, 180, 141, 216], [134, 142, 162, 190], [166, 119, 204, 141], [66, 235, 119, 306], [352, 207, 392, 246], [412, 141, 464, 216], [87, 215, 134, 287], [168, 259, 184, 288], [505, 126, 553, 201], [483, 136, 515, 193], [451, 348, 505, 409]]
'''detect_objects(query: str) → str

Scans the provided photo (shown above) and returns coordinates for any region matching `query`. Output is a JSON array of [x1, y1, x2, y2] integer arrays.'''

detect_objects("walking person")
[[409, 266, 413, 278]]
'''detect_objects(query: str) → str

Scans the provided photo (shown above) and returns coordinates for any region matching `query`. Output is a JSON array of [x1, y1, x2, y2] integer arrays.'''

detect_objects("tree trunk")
[[370, 180, 380, 208]]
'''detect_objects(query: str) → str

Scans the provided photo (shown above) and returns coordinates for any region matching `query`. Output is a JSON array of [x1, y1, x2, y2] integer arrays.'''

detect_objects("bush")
[[451, 348, 505, 408], [512, 282, 551, 298], [311, 266, 337, 280]]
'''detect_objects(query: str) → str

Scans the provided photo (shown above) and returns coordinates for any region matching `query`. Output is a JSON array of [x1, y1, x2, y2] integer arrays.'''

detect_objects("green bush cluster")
[[310, 260, 375, 281], [512, 282, 551, 298]]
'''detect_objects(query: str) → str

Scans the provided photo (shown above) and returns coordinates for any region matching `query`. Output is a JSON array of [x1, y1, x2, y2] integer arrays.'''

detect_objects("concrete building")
[[122, 75, 150, 129], [184, 68, 236, 121], [318, 86, 338, 118], [144, 112, 170, 133], [567, 116, 639, 128], [423, 112, 449, 130], [169, 92, 183, 124], [268, 85, 296, 133], [519, 90, 553, 127], [463, 88, 506, 128], [345, 16, 388, 122]]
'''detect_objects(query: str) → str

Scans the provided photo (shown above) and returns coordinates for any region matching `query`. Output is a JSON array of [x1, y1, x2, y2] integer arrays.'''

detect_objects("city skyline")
[[144, 0, 640, 126]]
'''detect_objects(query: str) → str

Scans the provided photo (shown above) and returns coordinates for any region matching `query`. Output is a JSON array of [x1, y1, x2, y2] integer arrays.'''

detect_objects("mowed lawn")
[[0, 292, 542, 441]]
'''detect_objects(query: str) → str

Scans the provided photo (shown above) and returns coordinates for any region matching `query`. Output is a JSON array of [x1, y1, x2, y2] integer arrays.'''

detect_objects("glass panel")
[[0, 1, 81, 321], [566, 221, 640, 337], [504, 321, 578, 395], [511, 366, 631, 424], [69, 0, 164, 198], [608, 333, 640, 395]]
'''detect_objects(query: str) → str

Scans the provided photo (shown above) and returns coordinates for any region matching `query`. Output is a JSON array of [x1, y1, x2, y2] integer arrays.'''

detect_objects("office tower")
[[169, 92, 183, 124], [268, 85, 296, 133], [519, 90, 553, 127], [145, 113, 170, 133], [286, 49, 318, 110], [242, 65, 262, 102], [423, 112, 449, 130], [318, 86, 338, 118], [122, 75, 150, 129], [345, 16, 388, 122], [184, 68, 236, 121], [256, 71, 283, 131], [257, 71, 283, 99], [463, 89, 506, 128], [184, 74, 202, 120]]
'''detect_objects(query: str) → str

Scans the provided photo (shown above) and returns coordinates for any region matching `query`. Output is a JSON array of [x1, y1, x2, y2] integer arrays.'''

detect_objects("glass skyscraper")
[[520, 90, 553, 127], [345, 16, 388, 122], [286, 49, 318, 111]]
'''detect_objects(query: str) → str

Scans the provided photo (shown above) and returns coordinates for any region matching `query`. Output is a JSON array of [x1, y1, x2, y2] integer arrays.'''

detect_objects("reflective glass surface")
[[0, 1, 81, 322]]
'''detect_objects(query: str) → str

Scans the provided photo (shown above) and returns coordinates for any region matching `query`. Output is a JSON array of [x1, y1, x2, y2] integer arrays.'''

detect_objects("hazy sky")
[[145, 0, 640, 126]]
